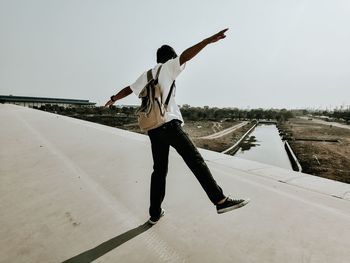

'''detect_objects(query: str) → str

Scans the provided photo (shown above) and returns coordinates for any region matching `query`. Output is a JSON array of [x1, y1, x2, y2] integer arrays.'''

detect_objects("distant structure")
[[0, 95, 96, 108]]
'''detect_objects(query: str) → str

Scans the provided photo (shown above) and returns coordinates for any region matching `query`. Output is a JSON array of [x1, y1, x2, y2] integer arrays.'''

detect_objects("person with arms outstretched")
[[105, 29, 249, 225]]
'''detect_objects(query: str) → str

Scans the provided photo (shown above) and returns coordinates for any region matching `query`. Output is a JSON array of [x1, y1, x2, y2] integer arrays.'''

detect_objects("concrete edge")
[[199, 149, 350, 201]]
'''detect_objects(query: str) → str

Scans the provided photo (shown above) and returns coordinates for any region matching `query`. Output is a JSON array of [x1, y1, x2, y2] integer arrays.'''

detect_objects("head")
[[156, 45, 177, 64]]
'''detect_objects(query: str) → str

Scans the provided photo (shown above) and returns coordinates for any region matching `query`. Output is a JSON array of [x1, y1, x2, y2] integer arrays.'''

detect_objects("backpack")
[[136, 65, 175, 132]]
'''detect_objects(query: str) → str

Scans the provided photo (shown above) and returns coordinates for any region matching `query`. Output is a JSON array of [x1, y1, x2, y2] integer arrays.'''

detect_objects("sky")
[[1, 0, 350, 109]]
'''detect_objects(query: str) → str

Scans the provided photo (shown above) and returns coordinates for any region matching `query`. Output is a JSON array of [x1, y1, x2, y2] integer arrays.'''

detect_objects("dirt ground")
[[191, 122, 255, 153], [182, 120, 238, 138], [280, 118, 350, 183]]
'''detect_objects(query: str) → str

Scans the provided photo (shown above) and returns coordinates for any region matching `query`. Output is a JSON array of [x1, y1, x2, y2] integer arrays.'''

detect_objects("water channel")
[[233, 124, 293, 170]]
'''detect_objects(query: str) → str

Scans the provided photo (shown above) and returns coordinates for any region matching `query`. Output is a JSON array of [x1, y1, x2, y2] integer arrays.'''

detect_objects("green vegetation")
[[325, 110, 350, 123], [35, 105, 137, 127], [302, 108, 350, 124], [180, 105, 294, 122], [36, 104, 294, 127]]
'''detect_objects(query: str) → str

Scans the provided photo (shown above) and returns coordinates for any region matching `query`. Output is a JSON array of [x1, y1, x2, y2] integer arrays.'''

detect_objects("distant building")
[[0, 95, 96, 108]]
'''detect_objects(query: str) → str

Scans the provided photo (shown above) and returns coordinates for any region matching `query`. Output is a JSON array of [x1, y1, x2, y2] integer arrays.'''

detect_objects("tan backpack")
[[136, 66, 175, 132]]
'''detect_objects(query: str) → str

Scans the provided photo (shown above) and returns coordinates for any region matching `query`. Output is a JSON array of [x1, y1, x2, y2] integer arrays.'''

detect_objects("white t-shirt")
[[130, 57, 186, 124]]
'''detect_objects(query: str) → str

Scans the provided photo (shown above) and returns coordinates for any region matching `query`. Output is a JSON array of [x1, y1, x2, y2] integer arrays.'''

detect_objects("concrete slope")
[[1, 104, 349, 263]]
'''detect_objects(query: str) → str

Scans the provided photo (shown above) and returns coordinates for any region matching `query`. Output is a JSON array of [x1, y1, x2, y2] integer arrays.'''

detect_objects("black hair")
[[156, 45, 177, 64]]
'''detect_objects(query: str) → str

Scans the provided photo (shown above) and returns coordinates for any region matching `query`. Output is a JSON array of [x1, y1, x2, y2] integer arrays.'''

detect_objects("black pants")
[[147, 120, 225, 217]]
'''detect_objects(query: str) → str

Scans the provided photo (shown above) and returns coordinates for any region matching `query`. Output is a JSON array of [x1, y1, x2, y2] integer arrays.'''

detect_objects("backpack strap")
[[146, 69, 152, 82], [155, 65, 162, 79], [164, 81, 175, 107], [146, 65, 162, 82], [145, 65, 173, 107]]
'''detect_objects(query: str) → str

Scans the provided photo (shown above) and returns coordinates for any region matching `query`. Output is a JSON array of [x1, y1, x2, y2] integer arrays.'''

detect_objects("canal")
[[233, 124, 293, 170]]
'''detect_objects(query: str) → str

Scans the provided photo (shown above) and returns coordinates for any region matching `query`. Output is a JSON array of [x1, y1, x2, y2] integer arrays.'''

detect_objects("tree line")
[[37, 104, 294, 122], [180, 105, 294, 121], [332, 110, 350, 122], [303, 109, 350, 123]]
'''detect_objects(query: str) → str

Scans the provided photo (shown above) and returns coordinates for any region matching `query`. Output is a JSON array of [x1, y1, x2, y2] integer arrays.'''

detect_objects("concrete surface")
[[1, 104, 350, 263]]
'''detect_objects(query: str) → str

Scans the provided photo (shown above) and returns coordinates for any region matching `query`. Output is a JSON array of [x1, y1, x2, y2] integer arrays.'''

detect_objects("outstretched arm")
[[179, 28, 228, 66], [104, 86, 132, 108]]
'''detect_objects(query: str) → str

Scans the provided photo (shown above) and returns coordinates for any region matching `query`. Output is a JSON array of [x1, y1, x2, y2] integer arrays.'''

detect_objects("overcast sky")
[[1, 0, 350, 109]]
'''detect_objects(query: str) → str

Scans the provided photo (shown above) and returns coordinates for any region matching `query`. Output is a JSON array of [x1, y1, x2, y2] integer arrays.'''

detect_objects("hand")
[[205, 28, 229, 44], [104, 99, 115, 109]]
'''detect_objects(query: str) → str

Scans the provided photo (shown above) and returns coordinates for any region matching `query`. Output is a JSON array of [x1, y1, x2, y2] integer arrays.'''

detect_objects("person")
[[105, 28, 249, 225]]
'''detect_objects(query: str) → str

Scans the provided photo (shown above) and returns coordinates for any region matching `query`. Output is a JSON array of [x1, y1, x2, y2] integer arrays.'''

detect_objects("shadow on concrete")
[[62, 222, 152, 263]]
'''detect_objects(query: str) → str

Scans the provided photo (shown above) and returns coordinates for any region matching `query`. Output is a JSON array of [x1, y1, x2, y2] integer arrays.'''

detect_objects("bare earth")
[[198, 121, 248, 139], [280, 118, 350, 183], [185, 121, 255, 153]]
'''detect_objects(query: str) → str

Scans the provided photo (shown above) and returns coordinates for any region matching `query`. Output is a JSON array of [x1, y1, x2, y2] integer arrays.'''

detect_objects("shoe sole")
[[148, 209, 165, 225], [217, 199, 250, 214]]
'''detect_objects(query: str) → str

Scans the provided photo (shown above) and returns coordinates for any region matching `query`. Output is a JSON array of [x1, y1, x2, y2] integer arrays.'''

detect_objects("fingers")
[[216, 34, 226, 40], [214, 28, 228, 36], [104, 103, 112, 109], [217, 28, 228, 38], [208, 28, 229, 43], [104, 100, 114, 108]]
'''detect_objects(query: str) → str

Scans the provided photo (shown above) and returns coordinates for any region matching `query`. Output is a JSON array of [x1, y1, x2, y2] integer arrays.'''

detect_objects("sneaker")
[[216, 197, 250, 214], [148, 209, 165, 225]]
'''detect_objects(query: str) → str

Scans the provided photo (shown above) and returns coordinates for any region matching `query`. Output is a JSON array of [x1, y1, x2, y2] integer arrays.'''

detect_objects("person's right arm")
[[104, 86, 132, 108], [179, 28, 228, 66]]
